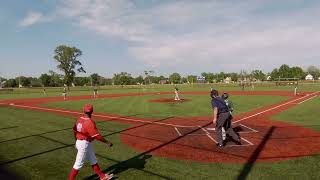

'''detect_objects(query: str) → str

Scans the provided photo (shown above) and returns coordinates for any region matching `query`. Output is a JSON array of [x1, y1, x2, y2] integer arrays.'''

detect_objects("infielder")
[[69, 104, 113, 180], [93, 86, 98, 98], [211, 89, 241, 147], [294, 86, 298, 96], [174, 86, 180, 101], [43, 87, 47, 96], [62, 87, 67, 100]]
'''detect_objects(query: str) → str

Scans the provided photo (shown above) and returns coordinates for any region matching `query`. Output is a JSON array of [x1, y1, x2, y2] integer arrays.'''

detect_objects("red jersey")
[[73, 116, 100, 141]]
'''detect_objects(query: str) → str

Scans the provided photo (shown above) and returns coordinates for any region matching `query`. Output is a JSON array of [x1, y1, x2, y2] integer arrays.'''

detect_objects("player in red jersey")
[[69, 104, 113, 180]]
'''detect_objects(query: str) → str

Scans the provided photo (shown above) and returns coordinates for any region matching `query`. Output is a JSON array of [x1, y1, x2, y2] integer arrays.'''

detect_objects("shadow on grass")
[[84, 154, 155, 180], [102, 116, 175, 137], [237, 126, 275, 180], [0, 127, 71, 144], [0, 126, 19, 131], [0, 164, 20, 180], [85, 121, 212, 180]]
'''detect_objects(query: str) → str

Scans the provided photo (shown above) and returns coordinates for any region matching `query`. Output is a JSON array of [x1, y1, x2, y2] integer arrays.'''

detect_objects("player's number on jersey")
[[77, 123, 82, 132]]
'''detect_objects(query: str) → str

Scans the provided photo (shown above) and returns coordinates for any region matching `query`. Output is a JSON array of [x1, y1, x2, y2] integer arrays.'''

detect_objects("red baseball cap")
[[83, 104, 93, 113]]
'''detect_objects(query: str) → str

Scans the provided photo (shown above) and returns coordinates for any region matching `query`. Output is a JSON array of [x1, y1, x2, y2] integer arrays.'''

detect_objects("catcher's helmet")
[[210, 89, 219, 98], [222, 92, 229, 99]]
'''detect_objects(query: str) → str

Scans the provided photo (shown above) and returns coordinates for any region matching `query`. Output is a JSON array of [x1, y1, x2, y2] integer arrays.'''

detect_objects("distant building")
[[159, 80, 168, 85], [305, 74, 314, 80], [266, 76, 272, 81], [196, 76, 206, 83], [224, 77, 232, 83]]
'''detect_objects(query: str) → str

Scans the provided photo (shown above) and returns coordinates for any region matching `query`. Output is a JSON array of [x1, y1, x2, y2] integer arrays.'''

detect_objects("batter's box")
[[173, 126, 254, 147], [174, 126, 207, 136], [206, 123, 258, 134]]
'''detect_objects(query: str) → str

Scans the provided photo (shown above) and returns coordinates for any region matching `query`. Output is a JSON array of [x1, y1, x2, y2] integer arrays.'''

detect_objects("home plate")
[[9, 103, 15, 106], [206, 128, 215, 131]]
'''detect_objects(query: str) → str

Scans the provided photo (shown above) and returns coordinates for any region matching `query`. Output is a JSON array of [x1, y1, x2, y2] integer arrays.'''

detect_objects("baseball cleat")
[[101, 173, 113, 180], [216, 143, 224, 148]]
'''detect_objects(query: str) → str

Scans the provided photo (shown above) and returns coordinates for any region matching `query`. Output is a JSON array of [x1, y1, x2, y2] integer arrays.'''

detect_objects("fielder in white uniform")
[[174, 86, 180, 101]]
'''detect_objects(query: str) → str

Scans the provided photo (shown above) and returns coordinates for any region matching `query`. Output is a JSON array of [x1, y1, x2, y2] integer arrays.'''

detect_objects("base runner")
[[69, 104, 113, 180]]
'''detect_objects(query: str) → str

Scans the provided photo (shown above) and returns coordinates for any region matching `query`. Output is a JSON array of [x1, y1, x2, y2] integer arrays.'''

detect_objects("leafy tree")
[[90, 73, 101, 86], [103, 78, 113, 85], [270, 65, 306, 80], [135, 76, 144, 84], [201, 72, 215, 83], [187, 75, 197, 83], [216, 72, 226, 82], [30, 77, 42, 87], [307, 66, 320, 79], [278, 64, 291, 78], [4, 79, 17, 88], [48, 70, 63, 87], [39, 73, 51, 87], [54, 45, 86, 87], [15, 76, 31, 87], [144, 70, 154, 84], [291, 66, 305, 79], [74, 77, 90, 86], [181, 77, 188, 83], [270, 68, 279, 80], [228, 73, 239, 82], [251, 70, 266, 81], [239, 70, 248, 81], [169, 73, 181, 84], [113, 72, 133, 85], [0, 77, 6, 88]]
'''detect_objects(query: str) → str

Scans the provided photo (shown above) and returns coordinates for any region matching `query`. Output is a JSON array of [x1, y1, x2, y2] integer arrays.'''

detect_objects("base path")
[[1, 91, 320, 164]]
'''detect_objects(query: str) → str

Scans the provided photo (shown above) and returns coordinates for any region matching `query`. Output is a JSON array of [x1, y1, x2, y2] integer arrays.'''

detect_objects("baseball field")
[[0, 84, 320, 180]]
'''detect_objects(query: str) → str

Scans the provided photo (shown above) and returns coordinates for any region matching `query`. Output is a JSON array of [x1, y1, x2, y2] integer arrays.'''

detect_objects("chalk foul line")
[[9, 104, 197, 128], [233, 91, 319, 124]]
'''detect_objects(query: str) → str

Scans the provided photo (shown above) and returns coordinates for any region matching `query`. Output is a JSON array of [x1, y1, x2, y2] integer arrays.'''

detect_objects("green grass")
[[1, 83, 319, 100], [42, 95, 288, 119], [271, 96, 320, 131], [1, 106, 320, 179]]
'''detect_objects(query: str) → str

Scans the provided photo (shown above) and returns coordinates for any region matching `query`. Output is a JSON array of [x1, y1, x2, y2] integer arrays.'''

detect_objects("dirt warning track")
[[1, 91, 320, 164]]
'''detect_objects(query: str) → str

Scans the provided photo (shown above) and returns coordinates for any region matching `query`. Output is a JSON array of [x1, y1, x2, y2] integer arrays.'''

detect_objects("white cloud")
[[18, 11, 45, 27], [18, 0, 320, 72]]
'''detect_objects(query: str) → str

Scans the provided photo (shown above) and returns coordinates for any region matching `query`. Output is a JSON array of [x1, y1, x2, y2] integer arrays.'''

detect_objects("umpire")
[[211, 89, 241, 147]]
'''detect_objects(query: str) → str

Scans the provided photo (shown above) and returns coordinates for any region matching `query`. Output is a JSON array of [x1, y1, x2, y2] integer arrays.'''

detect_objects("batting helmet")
[[210, 89, 219, 98], [83, 104, 93, 113], [222, 92, 229, 99]]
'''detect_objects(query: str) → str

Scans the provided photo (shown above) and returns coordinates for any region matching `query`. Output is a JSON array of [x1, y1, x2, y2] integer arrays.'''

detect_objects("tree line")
[[1, 45, 319, 88]]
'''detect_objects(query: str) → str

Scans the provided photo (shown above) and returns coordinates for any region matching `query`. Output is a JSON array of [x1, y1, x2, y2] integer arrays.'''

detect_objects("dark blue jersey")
[[211, 97, 229, 115]]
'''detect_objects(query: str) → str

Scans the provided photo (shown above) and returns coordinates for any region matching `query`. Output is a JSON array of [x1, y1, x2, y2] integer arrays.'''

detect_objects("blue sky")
[[0, 0, 320, 78]]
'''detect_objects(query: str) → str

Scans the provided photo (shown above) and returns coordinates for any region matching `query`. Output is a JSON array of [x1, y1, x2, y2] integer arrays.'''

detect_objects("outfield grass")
[[1, 106, 320, 180], [271, 96, 320, 131], [0, 83, 319, 100], [42, 94, 288, 119]]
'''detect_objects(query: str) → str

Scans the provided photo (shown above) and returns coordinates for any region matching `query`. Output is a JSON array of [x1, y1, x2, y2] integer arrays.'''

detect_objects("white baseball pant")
[[73, 140, 98, 170]]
